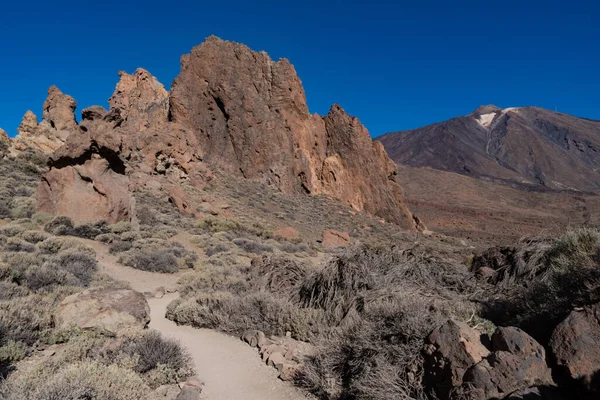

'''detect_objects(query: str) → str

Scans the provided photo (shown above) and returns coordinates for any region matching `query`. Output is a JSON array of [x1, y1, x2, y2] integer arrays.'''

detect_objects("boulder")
[[549, 303, 600, 394], [175, 376, 203, 400], [54, 288, 150, 334], [462, 327, 553, 400], [423, 320, 491, 399], [322, 229, 351, 248], [36, 157, 134, 224], [150, 384, 182, 400], [424, 323, 553, 400]]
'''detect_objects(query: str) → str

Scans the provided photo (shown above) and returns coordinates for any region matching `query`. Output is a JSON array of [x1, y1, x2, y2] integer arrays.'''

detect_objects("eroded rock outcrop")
[[35, 36, 417, 229], [13, 87, 77, 153], [169, 36, 416, 229]]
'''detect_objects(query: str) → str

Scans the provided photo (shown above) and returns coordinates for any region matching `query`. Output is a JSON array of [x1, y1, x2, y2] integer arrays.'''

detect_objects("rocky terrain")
[[1, 36, 599, 400]]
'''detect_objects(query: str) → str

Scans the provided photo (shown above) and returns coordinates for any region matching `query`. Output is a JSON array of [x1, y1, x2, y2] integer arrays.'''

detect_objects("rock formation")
[[34, 36, 417, 229], [13, 87, 77, 154]]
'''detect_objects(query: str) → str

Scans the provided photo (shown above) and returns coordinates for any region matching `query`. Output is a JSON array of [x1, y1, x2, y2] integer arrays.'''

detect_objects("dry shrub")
[[19, 230, 50, 244], [295, 247, 479, 400], [119, 330, 194, 382], [477, 228, 600, 342], [0, 361, 150, 400], [0, 293, 57, 346], [168, 246, 481, 399], [118, 239, 198, 272]]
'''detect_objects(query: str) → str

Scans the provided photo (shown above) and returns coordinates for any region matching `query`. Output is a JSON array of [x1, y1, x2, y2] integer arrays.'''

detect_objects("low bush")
[[167, 246, 481, 399], [477, 228, 600, 342], [0, 361, 151, 400], [109, 240, 133, 254], [232, 238, 273, 254], [19, 230, 50, 244], [4, 238, 35, 253], [44, 216, 74, 236], [119, 249, 179, 273], [121, 330, 193, 379]]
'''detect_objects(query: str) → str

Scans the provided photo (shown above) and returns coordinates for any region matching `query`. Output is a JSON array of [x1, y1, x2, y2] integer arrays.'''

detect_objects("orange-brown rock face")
[[170, 36, 416, 229], [35, 36, 416, 229], [13, 87, 77, 154]]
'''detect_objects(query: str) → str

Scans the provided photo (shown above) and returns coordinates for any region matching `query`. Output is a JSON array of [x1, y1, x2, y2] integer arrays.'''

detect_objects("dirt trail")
[[81, 239, 308, 400]]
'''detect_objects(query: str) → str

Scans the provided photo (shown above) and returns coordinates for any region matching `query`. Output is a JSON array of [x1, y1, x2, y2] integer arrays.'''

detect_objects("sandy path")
[[81, 238, 308, 400]]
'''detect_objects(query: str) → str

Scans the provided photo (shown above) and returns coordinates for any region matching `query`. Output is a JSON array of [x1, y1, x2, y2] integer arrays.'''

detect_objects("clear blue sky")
[[1, 0, 598, 138]]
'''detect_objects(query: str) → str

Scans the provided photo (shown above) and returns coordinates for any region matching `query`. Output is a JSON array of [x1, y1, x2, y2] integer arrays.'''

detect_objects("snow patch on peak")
[[502, 107, 520, 114], [477, 112, 496, 128]]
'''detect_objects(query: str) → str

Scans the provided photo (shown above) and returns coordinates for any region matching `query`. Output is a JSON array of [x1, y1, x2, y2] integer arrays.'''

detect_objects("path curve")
[[81, 238, 308, 400]]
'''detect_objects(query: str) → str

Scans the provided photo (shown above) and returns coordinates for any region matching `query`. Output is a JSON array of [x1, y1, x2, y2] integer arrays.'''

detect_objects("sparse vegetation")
[[475, 228, 600, 342], [168, 246, 483, 399]]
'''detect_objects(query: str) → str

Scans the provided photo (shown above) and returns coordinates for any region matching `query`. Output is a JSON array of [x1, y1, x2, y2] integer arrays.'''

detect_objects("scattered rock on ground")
[[322, 229, 351, 248], [54, 288, 150, 334], [462, 327, 554, 400], [241, 329, 311, 381]]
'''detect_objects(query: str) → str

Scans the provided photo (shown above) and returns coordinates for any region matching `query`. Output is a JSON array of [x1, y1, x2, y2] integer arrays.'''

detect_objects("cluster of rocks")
[[241, 329, 311, 381], [8, 36, 420, 230], [151, 376, 203, 400], [423, 303, 600, 400]]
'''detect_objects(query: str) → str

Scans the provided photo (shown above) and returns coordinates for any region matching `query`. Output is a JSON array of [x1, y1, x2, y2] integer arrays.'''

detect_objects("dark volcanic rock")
[[424, 322, 554, 400], [549, 303, 600, 396]]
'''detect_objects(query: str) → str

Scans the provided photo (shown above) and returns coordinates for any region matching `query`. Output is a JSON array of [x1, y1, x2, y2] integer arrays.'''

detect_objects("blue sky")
[[1, 0, 598, 137]]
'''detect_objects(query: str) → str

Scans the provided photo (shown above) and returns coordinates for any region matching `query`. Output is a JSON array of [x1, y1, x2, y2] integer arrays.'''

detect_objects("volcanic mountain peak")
[[379, 105, 600, 193]]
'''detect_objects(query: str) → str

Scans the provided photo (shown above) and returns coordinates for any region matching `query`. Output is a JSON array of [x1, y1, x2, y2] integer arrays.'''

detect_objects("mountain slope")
[[378, 105, 600, 192]]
